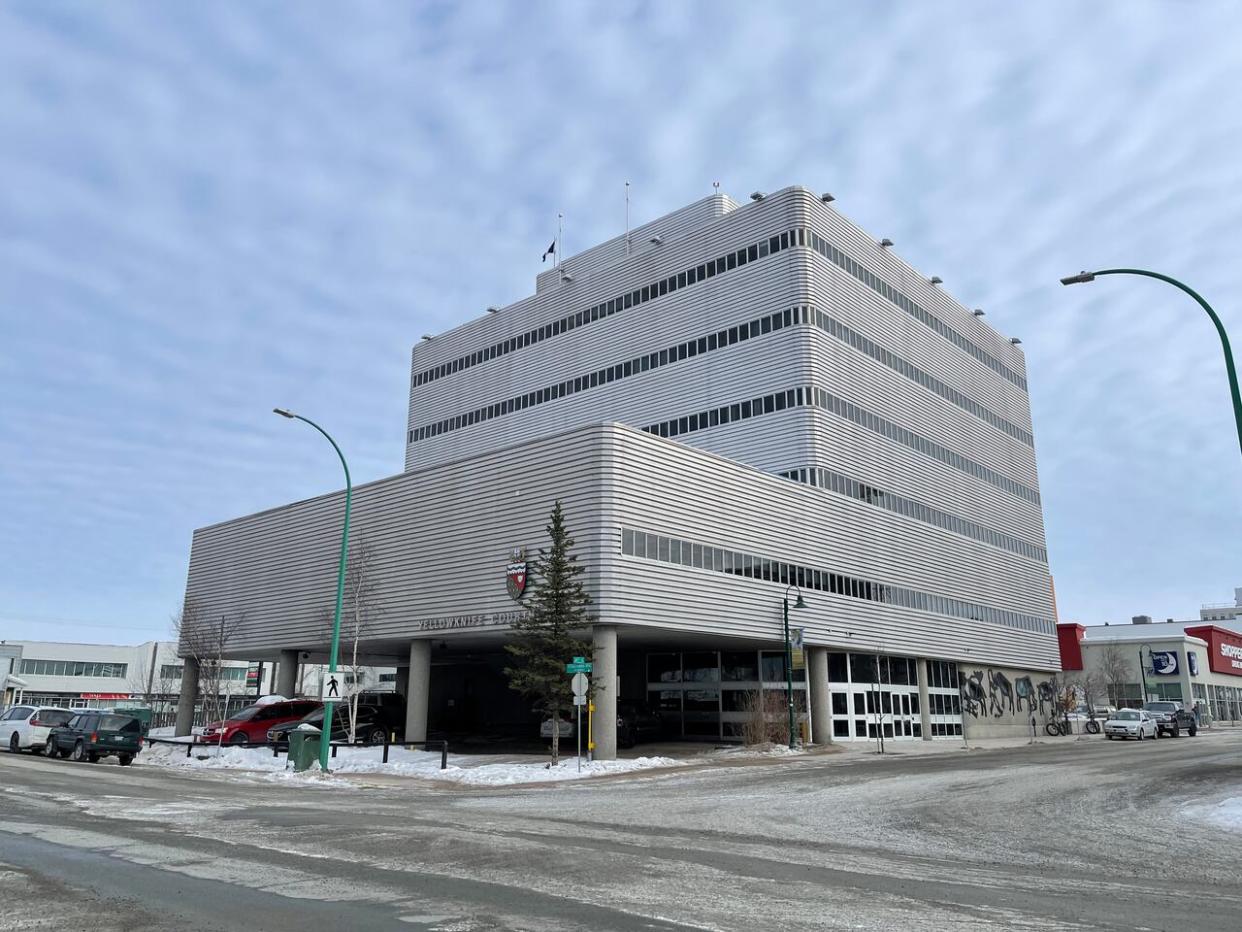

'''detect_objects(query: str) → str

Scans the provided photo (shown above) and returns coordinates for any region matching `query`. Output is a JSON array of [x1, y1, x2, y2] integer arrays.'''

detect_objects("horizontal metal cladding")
[[601, 427, 1053, 616], [409, 305, 818, 445], [185, 427, 618, 656], [802, 195, 1029, 382], [607, 559, 1060, 671], [637, 383, 1040, 505], [804, 333, 1039, 488], [775, 466, 1047, 564], [808, 307, 1032, 446], [804, 256, 1033, 433], [598, 428, 1057, 670], [790, 407, 1047, 547], [409, 221, 808, 392], [406, 277, 812, 470], [407, 305, 1037, 495], [620, 526, 1053, 634], [802, 224, 1027, 389]]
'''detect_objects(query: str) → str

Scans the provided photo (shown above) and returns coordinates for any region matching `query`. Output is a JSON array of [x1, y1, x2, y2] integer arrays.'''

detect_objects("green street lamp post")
[[782, 583, 806, 750], [1060, 269, 1242, 464], [274, 408, 352, 774]]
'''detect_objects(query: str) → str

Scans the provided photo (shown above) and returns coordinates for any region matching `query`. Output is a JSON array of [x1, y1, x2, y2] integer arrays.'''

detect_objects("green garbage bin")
[[288, 725, 322, 772]]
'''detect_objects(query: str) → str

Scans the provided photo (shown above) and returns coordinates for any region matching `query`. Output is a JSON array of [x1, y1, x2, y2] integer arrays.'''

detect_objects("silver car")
[[2, 705, 76, 753], [1104, 708, 1157, 741]]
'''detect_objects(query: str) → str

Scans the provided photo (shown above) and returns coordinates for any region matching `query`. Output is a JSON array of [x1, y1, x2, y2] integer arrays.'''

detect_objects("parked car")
[[1104, 708, 1157, 741], [201, 699, 320, 745], [266, 704, 390, 748], [1142, 701, 1198, 738], [2, 705, 74, 754], [540, 716, 574, 739], [355, 690, 406, 739], [617, 703, 663, 748], [44, 711, 143, 765]]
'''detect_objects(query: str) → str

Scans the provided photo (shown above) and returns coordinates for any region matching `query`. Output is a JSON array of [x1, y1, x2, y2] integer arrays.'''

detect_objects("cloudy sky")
[[2, 2, 1240, 645]]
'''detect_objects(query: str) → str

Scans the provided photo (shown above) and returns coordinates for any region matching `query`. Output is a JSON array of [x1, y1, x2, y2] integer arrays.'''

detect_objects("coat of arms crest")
[[506, 548, 528, 600]]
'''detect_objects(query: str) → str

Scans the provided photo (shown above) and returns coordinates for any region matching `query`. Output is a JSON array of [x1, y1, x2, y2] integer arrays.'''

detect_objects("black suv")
[[1143, 701, 1198, 738]]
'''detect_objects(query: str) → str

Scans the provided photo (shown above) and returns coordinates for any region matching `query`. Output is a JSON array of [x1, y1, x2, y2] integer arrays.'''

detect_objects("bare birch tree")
[[173, 599, 244, 744], [1098, 644, 1133, 708], [342, 538, 382, 742]]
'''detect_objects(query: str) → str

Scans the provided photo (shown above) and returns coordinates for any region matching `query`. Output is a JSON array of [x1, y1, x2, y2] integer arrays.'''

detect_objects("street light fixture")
[[1060, 267, 1242, 463], [783, 583, 806, 750], [272, 408, 352, 774]]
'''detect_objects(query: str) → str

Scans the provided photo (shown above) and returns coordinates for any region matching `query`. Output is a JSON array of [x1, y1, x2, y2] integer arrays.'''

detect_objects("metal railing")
[[141, 733, 448, 769]]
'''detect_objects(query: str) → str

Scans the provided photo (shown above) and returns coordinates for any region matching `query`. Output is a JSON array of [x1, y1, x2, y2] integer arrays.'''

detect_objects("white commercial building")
[[178, 186, 1059, 755], [0, 639, 274, 717], [1058, 587, 1242, 723]]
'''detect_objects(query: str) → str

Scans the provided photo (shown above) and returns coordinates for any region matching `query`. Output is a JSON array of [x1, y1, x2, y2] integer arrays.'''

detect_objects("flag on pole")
[[541, 240, 556, 263]]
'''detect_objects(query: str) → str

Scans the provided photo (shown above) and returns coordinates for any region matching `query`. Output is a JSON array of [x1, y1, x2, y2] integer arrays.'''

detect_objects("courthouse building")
[[178, 186, 1059, 755]]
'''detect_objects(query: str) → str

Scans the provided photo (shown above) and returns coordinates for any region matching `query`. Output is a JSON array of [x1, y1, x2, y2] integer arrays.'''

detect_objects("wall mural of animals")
[[960, 669, 1058, 721]]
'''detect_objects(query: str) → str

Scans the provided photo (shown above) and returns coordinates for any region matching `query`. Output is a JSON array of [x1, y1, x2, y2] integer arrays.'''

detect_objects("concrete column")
[[807, 646, 831, 745], [915, 658, 932, 741], [405, 640, 431, 744], [174, 656, 199, 737], [592, 625, 618, 761], [276, 650, 298, 698]]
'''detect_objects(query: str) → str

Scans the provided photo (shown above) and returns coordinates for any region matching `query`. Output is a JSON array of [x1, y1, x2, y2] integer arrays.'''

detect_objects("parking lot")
[[2, 729, 1241, 931]]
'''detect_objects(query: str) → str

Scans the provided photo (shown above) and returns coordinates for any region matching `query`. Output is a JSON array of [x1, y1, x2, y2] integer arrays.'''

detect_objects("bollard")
[[382, 731, 390, 765], [440, 740, 447, 771]]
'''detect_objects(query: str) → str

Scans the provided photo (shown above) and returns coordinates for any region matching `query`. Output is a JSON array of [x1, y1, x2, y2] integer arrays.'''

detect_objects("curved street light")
[[1060, 268, 1242, 464], [274, 408, 352, 774]]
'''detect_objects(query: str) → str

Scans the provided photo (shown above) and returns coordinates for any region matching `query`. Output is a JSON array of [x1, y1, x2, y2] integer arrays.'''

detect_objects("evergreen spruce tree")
[[504, 500, 593, 765]]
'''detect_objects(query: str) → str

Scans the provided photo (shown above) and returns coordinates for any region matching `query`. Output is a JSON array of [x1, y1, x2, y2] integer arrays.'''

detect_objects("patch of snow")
[[136, 741, 680, 786], [1184, 796, 1242, 830], [253, 694, 288, 706]]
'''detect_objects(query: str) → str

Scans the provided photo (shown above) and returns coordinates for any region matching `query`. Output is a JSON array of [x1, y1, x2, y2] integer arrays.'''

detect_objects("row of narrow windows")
[[409, 303, 1031, 461], [805, 227, 1029, 391], [408, 304, 810, 443], [775, 466, 1048, 563], [411, 227, 803, 388], [808, 306, 1033, 446], [620, 527, 1055, 636], [412, 224, 1024, 400], [639, 385, 1041, 505]]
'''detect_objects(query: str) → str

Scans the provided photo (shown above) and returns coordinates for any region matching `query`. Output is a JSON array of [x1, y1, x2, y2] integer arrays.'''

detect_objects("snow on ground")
[[137, 741, 679, 786], [1184, 796, 1242, 830]]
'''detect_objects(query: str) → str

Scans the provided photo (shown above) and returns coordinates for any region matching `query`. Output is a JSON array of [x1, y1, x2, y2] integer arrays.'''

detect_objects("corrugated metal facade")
[[184, 185, 1056, 675]]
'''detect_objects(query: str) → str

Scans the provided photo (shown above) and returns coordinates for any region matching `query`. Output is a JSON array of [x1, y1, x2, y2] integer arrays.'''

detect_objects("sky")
[[1, 2, 1240, 645]]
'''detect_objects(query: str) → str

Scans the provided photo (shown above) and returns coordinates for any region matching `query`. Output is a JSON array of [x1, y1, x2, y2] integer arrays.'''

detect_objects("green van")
[[45, 711, 143, 765]]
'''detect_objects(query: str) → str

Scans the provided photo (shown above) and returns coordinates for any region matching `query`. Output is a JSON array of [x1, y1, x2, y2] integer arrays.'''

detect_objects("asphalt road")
[[2, 730, 1240, 931]]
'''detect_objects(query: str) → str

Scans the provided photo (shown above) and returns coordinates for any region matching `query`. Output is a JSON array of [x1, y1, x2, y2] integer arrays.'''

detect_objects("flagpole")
[[557, 212, 563, 268], [625, 182, 631, 257]]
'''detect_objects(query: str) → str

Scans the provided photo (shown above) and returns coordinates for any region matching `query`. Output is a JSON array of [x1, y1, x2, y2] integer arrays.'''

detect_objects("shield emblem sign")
[[506, 550, 528, 601]]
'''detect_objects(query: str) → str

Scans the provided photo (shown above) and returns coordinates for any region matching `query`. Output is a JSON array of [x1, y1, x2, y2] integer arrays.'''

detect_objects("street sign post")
[[568, 664, 591, 772]]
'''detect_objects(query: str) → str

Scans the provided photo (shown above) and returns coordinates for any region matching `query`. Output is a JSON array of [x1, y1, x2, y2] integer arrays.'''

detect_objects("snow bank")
[[137, 741, 679, 786]]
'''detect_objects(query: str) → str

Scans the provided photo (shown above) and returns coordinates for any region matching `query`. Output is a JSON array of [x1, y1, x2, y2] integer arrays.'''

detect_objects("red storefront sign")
[[79, 693, 130, 700], [1185, 626, 1242, 677]]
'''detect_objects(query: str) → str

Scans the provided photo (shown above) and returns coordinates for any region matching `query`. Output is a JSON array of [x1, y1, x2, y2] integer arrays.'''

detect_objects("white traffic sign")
[[573, 695, 587, 706], [322, 672, 355, 700], [571, 672, 589, 697]]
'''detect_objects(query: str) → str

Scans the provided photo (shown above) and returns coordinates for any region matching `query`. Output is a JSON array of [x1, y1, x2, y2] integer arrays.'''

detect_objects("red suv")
[[201, 699, 320, 745]]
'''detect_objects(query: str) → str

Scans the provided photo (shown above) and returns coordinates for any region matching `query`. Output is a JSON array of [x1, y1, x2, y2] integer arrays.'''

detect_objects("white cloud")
[[1, 1, 1239, 642]]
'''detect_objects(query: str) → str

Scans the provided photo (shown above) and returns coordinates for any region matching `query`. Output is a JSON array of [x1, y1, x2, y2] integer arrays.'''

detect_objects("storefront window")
[[827, 652, 848, 682], [682, 652, 719, 682], [849, 653, 878, 684], [647, 653, 681, 684], [720, 651, 757, 681]]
